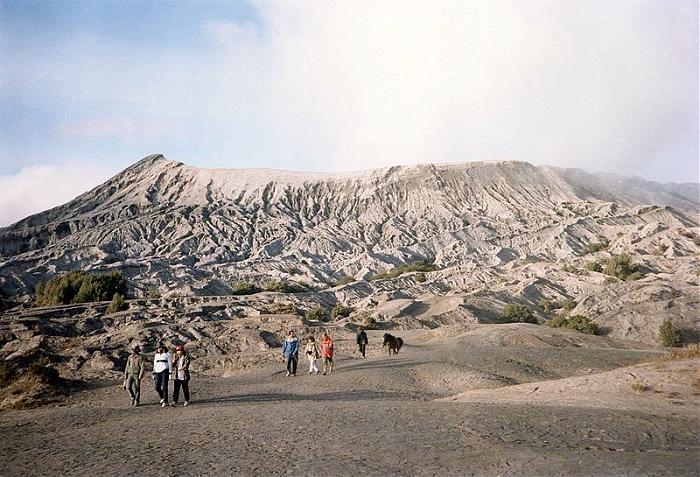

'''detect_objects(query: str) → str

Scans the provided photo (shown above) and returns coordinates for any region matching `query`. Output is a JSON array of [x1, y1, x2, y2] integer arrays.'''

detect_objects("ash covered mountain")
[[0, 154, 698, 297]]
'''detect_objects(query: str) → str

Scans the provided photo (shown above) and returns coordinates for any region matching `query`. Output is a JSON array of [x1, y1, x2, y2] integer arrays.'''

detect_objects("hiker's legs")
[[126, 375, 137, 400], [162, 371, 169, 403], [290, 356, 297, 375], [173, 379, 181, 403], [286, 356, 293, 374], [133, 378, 140, 404], [328, 357, 334, 373], [359, 343, 366, 358], [182, 379, 190, 402], [155, 372, 164, 399], [308, 357, 318, 373]]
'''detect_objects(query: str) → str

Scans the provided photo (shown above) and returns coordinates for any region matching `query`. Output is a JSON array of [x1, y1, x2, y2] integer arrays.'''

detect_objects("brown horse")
[[382, 333, 403, 355]]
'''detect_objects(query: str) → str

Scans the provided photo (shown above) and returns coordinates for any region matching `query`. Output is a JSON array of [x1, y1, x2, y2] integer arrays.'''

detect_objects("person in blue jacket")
[[282, 329, 300, 377]]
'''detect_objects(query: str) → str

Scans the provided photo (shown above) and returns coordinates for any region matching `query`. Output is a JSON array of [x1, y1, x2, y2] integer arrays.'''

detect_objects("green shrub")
[[265, 280, 308, 293], [35, 270, 126, 306], [546, 314, 598, 335], [585, 261, 603, 273], [333, 276, 355, 287], [415, 272, 427, 283], [500, 304, 537, 324], [265, 303, 298, 315], [561, 264, 581, 274], [659, 319, 683, 347], [560, 298, 576, 311], [361, 313, 377, 329], [231, 282, 261, 295], [106, 293, 128, 314], [305, 306, 328, 322], [581, 239, 609, 255], [368, 260, 438, 281], [603, 254, 644, 281], [331, 304, 355, 319], [539, 298, 553, 314]]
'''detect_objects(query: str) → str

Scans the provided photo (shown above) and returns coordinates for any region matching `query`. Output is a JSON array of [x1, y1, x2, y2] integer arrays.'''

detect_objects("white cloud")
[[0, 163, 118, 227], [2, 0, 697, 213]]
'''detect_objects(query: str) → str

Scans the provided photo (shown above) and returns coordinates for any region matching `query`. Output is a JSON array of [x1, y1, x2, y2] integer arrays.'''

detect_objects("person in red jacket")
[[319, 331, 334, 375]]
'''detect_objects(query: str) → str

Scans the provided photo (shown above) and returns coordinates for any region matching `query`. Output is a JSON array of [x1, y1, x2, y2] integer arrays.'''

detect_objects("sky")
[[0, 0, 698, 226]]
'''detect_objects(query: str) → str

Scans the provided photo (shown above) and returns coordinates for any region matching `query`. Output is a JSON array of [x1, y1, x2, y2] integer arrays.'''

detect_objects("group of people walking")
[[122, 326, 373, 406], [282, 327, 370, 377], [122, 343, 191, 408]]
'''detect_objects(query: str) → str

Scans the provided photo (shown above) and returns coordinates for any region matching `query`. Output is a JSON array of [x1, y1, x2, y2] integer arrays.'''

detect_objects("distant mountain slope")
[[0, 154, 697, 298]]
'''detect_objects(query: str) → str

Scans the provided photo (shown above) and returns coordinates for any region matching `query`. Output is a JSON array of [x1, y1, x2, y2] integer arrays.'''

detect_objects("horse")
[[382, 333, 403, 355]]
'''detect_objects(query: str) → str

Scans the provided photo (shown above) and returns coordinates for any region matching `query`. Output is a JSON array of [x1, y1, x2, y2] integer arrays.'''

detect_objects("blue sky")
[[0, 0, 698, 225]]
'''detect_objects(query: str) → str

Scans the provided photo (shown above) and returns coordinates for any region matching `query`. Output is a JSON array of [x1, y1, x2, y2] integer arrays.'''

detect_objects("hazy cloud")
[[0, 163, 118, 226]]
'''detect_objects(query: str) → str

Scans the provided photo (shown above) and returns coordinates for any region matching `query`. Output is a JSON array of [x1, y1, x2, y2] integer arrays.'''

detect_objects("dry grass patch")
[[631, 380, 651, 393]]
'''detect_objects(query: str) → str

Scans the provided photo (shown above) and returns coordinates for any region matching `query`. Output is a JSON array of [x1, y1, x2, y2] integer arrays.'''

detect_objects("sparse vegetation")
[[264, 303, 298, 315], [664, 344, 700, 361], [360, 313, 377, 329], [561, 264, 582, 274], [500, 304, 537, 324], [560, 298, 576, 311], [368, 260, 438, 281], [585, 261, 603, 273], [415, 272, 427, 283], [659, 319, 683, 347], [652, 243, 669, 256], [231, 282, 261, 295], [333, 276, 355, 287], [602, 254, 644, 281], [147, 285, 161, 299], [580, 239, 609, 255], [265, 280, 309, 293], [331, 304, 355, 319], [106, 293, 128, 314], [305, 306, 328, 322], [35, 270, 126, 307], [547, 314, 598, 335], [630, 380, 650, 393]]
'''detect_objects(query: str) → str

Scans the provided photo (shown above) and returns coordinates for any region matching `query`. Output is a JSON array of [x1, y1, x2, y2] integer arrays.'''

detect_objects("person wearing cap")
[[123, 345, 144, 406], [153, 344, 173, 408], [172, 344, 191, 406], [282, 329, 300, 377]]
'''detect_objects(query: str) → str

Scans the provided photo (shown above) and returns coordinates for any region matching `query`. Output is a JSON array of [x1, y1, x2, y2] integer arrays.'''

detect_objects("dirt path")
[[1, 333, 698, 476]]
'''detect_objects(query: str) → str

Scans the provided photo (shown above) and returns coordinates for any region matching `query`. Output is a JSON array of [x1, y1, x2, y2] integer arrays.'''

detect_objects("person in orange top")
[[319, 331, 334, 375]]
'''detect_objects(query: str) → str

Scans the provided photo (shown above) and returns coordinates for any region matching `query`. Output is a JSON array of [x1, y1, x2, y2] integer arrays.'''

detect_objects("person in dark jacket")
[[123, 345, 145, 406], [172, 344, 191, 406], [282, 330, 300, 377], [356, 326, 369, 358]]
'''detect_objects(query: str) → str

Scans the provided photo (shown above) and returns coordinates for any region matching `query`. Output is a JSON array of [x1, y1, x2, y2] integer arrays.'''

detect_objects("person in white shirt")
[[152, 344, 173, 408]]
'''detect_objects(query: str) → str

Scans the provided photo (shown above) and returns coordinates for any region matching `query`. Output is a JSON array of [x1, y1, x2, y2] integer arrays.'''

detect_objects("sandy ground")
[[1, 329, 698, 476]]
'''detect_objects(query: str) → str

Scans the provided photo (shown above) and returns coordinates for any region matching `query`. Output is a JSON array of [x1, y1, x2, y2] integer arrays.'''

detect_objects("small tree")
[[659, 319, 683, 347], [586, 261, 603, 273], [331, 304, 355, 319], [415, 272, 427, 283], [231, 282, 260, 295], [106, 293, 128, 314], [501, 304, 537, 324], [305, 306, 328, 322]]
